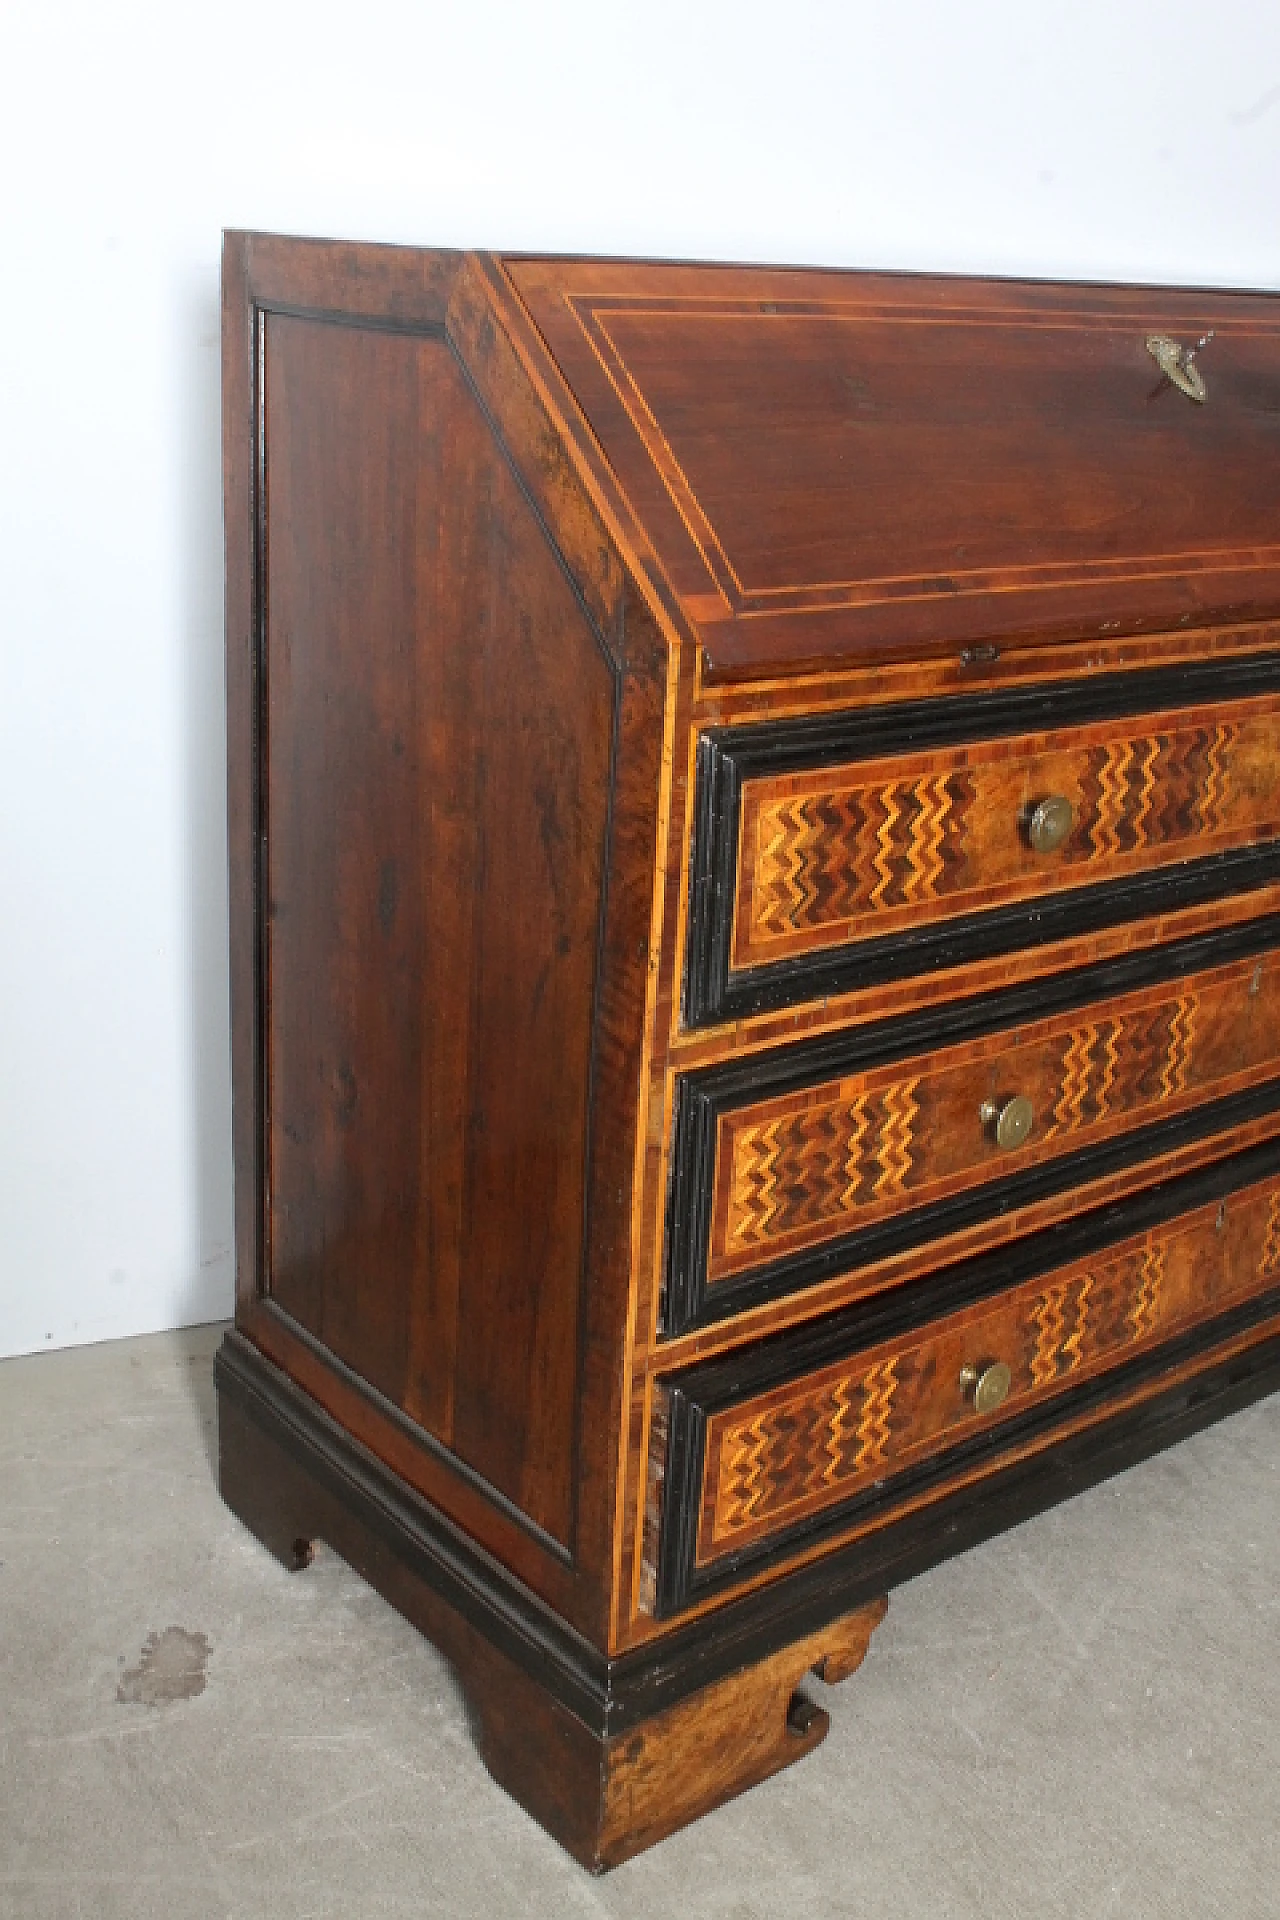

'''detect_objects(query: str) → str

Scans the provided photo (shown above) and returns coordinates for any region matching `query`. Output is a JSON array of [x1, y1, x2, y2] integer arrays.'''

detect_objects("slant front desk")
[[215, 233, 1280, 1868]]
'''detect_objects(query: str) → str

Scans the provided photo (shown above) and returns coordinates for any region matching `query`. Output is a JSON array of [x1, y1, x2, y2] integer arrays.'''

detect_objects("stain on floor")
[[117, 1627, 211, 1706]]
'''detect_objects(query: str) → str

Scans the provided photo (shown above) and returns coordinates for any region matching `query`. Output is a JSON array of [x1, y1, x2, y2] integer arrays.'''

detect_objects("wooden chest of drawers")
[[215, 233, 1280, 1869]]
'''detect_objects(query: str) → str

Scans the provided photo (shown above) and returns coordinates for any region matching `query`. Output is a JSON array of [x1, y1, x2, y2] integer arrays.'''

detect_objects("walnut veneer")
[[215, 234, 1280, 1869]]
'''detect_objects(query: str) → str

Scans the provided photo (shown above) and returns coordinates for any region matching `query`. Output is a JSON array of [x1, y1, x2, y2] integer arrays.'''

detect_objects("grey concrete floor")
[[1, 1326, 1277, 1919]]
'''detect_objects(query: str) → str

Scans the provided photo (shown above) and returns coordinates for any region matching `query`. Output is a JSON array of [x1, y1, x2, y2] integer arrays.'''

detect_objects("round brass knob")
[[1026, 794, 1074, 855], [960, 1359, 1013, 1416], [981, 1093, 1035, 1150]]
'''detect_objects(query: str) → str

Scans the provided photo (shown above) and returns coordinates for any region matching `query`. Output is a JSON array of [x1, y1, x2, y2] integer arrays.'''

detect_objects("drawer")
[[666, 919, 1280, 1333], [650, 1145, 1280, 1615], [684, 654, 1280, 1025]]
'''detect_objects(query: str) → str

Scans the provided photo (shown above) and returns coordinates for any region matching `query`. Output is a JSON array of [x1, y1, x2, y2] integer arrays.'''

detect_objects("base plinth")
[[215, 1332, 888, 1870]]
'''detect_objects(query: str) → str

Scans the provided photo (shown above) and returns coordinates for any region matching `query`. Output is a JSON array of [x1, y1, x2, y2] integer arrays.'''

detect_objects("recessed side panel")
[[259, 310, 617, 1549]]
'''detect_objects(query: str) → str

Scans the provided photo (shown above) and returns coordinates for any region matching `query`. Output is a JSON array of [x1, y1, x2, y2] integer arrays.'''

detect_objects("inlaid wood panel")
[[507, 260, 1280, 677], [705, 947, 1280, 1288], [695, 1175, 1280, 1567], [683, 656, 1280, 1029], [733, 705, 1279, 974]]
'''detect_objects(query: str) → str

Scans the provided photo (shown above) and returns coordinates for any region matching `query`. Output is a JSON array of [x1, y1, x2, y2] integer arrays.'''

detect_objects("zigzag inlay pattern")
[[1259, 1192, 1280, 1278], [725, 1081, 922, 1253], [1128, 1245, 1167, 1341], [1031, 1277, 1082, 1387], [1028, 1260, 1156, 1387], [1075, 725, 1238, 854], [1053, 1023, 1122, 1131], [1048, 995, 1199, 1135], [702, 1180, 1280, 1556], [1158, 995, 1199, 1100], [855, 1358, 899, 1474], [745, 723, 1240, 947], [714, 1358, 903, 1537], [752, 773, 974, 937]]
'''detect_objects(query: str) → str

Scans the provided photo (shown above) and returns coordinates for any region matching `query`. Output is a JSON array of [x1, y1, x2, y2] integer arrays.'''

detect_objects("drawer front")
[[652, 1150, 1280, 1613], [737, 707, 1272, 970], [684, 656, 1280, 1026], [667, 922, 1280, 1332]]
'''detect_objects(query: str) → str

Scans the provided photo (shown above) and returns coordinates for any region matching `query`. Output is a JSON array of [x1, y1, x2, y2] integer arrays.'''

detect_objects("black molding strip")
[[216, 1316, 1280, 1732], [664, 912, 1280, 1334], [654, 1137, 1280, 1615], [711, 651, 1280, 777], [683, 650, 1280, 1027], [215, 1332, 610, 1728]]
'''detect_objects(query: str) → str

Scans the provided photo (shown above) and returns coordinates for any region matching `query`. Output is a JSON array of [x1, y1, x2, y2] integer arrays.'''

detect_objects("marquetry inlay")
[[706, 961, 1275, 1284], [734, 714, 1275, 974], [701, 1179, 1280, 1559], [724, 1081, 921, 1256], [751, 775, 976, 937]]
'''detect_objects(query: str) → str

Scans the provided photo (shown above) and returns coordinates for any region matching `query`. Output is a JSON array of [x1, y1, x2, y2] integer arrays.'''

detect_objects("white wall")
[[2, 0, 1278, 1358]]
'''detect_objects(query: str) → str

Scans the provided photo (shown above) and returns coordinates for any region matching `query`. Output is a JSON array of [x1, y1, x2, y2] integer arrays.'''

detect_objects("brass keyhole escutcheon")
[[1146, 329, 1214, 403], [981, 1093, 1035, 1151], [1025, 793, 1074, 855], [960, 1359, 1013, 1416]]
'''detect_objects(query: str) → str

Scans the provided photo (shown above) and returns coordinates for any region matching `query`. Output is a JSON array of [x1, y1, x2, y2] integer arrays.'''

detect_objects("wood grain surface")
[[692, 1171, 1280, 1567], [221, 235, 1280, 1867], [734, 702, 1279, 972], [223, 235, 665, 1629], [507, 260, 1280, 676], [703, 947, 1280, 1287]]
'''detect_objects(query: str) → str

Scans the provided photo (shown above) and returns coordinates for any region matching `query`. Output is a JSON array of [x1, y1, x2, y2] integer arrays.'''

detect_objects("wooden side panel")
[[260, 309, 616, 1547]]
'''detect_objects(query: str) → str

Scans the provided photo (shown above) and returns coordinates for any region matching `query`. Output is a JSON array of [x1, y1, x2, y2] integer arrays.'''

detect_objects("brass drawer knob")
[[1026, 793, 1074, 855], [981, 1093, 1035, 1150], [960, 1359, 1013, 1415]]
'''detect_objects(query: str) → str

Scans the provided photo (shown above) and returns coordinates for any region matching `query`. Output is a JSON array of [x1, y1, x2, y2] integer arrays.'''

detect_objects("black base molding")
[[215, 1323, 1279, 1865], [216, 1320, 1280, 1730], [215, 1330, 610, 1725], [215, 1330, 888, 1869]]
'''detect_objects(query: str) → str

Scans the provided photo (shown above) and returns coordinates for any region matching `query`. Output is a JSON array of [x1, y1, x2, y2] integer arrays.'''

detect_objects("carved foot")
[[217, 1362, 321, 1572], [215, 1333, 889, 1872], [471, 1596, 890, 1871], [603, 1595, 888, 1865]]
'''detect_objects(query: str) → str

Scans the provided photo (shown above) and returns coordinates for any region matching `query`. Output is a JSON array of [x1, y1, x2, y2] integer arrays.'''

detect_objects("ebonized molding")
[[654, 1136, 1280, 1614], [664, 912, 1280, 1334], [684, 653, 1280, 1027], [218, 1314, 1280, 1712]]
